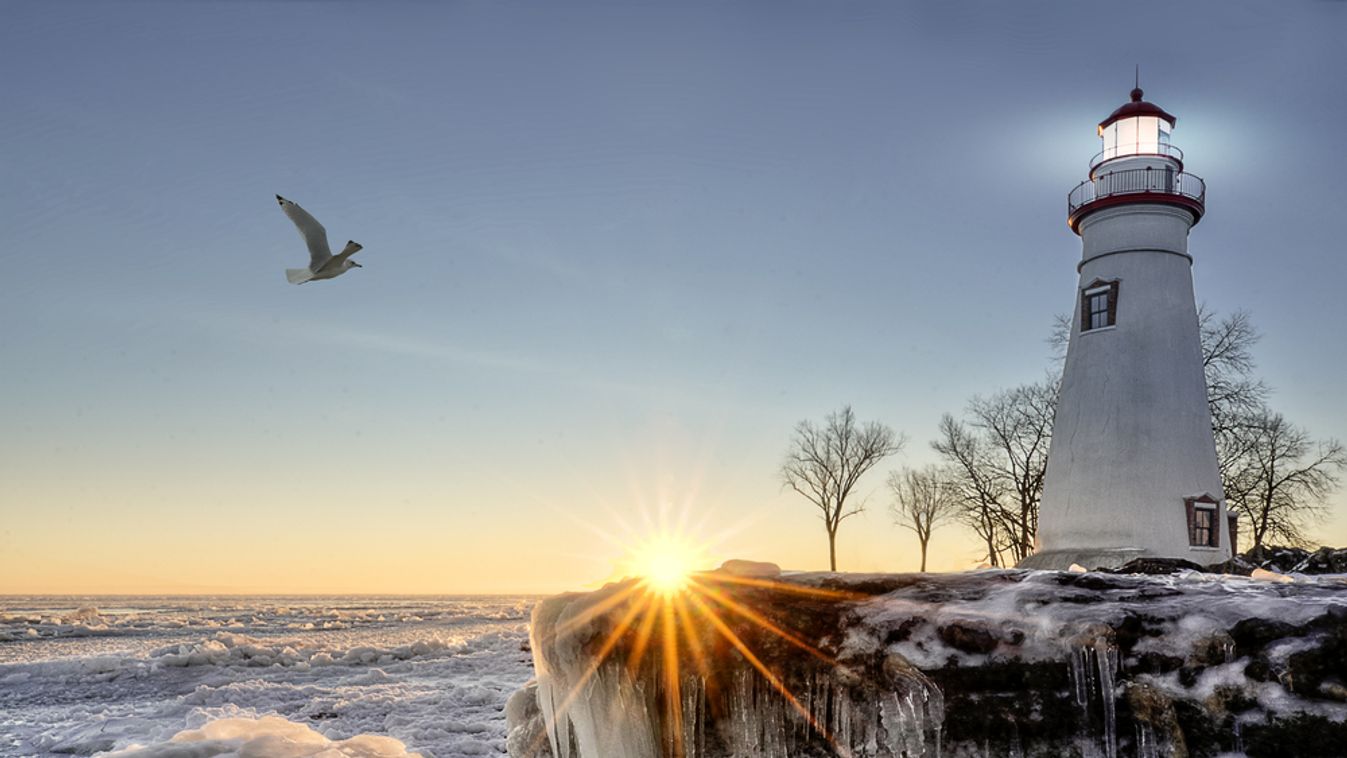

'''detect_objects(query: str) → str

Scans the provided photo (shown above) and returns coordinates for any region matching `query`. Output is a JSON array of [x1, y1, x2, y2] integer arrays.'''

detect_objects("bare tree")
[[932, 379, 1058, 565], [1222, 412, 1346, 549], [781, 406, 904, 571], [888, 466, 961, 572], [969, 381, 1057, 561], [932, 414, 1011, 566]]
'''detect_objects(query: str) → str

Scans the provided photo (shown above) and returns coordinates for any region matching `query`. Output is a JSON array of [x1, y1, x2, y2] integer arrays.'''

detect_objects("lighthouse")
[[1021, 87, 1234, 570]]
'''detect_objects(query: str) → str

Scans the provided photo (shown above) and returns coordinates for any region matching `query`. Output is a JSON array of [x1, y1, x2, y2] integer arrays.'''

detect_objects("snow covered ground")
[[0, 596, 536, 757]]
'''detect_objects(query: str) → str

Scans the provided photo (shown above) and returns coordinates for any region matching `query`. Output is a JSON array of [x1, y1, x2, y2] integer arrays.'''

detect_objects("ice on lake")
[[0, 596, 536, 757]]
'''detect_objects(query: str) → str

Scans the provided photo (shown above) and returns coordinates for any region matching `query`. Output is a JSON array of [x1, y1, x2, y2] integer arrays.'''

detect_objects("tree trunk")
[[919, 537, 929, 572], [828, 529, 837, 571], [1255, 490, 1272, 549], [982, 509, 999, 566]]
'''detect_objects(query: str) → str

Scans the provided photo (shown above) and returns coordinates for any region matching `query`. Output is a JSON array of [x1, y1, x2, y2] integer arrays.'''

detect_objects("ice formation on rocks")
[[509, 569, 1347, 758]]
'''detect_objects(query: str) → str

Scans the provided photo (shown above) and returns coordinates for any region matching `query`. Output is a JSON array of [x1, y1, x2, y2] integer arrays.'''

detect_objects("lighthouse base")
[[1017, 547, 1149, 571]]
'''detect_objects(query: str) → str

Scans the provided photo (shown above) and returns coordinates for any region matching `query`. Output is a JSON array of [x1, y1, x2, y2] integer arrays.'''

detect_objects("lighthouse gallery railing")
[[1068, 168, 1206, 217], [1089, 142, 1185, 171]]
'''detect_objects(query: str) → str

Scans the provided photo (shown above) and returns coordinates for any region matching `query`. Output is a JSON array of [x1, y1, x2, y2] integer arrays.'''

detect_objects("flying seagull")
[[275, 195, 364, 284]]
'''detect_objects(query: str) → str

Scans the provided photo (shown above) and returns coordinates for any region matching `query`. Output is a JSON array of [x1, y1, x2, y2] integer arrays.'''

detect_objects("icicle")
[[928, 684, 945, 758], [1068, 645, 1089, 726], [677, 673, 704, 758], [1092, 638, 1119, 758], [535, 668, 570, 758], [1065, 636, 1119, 758], [1134, 723, 1158, 758]]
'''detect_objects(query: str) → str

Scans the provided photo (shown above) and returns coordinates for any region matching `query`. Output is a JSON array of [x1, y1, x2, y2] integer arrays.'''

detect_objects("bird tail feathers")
[[286, 268, 314, 284]]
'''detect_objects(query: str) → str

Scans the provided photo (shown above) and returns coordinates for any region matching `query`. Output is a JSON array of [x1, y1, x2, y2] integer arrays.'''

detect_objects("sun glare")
[[540, 503, 871, 758], [627, 534, 705, 594]]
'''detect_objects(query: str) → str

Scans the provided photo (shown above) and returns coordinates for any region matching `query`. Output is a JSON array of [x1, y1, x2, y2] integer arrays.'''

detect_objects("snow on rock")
[[1243, 546, 1347, 575], [511, 569, 1347, 758], [714, 560, 782, 579], [99, 714, 422, 757]]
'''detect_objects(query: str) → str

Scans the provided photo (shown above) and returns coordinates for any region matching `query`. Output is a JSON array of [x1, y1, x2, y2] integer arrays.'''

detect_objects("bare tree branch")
[[932, 413, 1009, 566], [1224, 412, 1346, 549], [933, 379, 1057, 565]]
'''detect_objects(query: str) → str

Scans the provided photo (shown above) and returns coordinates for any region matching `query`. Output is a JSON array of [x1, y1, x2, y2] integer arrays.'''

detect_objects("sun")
[[543, 520, 864, 758], [626, 533, 706, 595]]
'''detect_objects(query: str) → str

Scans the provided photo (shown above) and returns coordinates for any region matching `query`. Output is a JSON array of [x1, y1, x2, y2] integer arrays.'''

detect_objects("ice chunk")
[[1251, 568, 1294, 583]]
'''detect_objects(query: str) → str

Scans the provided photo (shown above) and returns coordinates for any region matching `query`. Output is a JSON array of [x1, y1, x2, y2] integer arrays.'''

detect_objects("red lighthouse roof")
[[1098, 88, 1177, 134]]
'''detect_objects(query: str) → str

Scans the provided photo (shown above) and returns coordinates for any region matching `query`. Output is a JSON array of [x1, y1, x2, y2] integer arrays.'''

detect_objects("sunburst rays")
[[523, 492, 874, 758], [532, 566, 863, 758]]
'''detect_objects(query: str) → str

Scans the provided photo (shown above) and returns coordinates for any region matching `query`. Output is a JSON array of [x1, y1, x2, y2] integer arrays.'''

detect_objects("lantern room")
[[1068, 87, 1205, 234], [1091, 88, 1181, 172]]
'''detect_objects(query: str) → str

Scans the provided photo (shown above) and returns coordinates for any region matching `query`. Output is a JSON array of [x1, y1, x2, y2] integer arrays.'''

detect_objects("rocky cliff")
[[507, 565, 1347, 758]]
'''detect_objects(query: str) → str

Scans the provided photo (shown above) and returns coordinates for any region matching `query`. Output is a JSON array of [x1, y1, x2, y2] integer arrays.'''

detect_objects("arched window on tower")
[[1081, 279, 1119, 332]]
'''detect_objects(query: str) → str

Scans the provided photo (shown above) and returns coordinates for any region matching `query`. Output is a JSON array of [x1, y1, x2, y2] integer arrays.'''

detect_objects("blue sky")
[[2, 0, 1345, 593]]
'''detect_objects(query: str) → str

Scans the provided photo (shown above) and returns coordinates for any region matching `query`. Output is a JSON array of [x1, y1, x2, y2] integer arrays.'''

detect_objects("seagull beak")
[[351, 262, 362, 268]]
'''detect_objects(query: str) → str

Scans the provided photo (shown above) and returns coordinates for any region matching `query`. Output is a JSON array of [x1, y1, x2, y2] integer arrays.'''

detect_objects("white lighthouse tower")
[[1022, 87, 1234, 570]]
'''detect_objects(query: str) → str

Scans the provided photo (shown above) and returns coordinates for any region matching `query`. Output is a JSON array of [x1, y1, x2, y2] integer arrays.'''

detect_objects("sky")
[[2, 0, 1346, 594]]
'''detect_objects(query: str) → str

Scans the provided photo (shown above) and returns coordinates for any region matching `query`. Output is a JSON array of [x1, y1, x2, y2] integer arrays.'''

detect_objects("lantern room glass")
[[1098, 116, 1171, 164]]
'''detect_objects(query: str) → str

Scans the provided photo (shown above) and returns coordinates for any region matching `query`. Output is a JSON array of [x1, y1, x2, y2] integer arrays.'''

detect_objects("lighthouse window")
[[1081, 281, 1118, 332], [1099, 116, 1165, 161], [1192, 509, 1215, 546], [1086, 290, 1110, 329], [1185, 495, 1221, 548]]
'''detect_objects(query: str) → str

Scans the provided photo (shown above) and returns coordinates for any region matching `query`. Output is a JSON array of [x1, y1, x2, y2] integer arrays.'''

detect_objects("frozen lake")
[[0, 596, 537, 757]]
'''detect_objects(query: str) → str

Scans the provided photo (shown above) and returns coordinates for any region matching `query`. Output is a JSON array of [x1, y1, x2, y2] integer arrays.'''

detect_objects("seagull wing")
[[276, 195, 332, 268], [329, 240, 363, 265]]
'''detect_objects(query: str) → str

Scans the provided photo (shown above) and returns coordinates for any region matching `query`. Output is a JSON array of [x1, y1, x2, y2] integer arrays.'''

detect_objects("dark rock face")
[[1230, 617, 1298, 653], [1108, 557, 1207, 575], [936, 622, 1000, 654], [1243, 546, 1347, 575], [1199, 545, 1347, 577], [1054, 545, 1347, 578], [509, 569, 1347, 758]]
